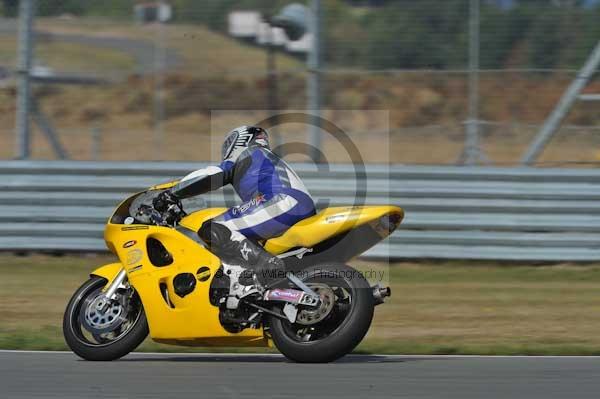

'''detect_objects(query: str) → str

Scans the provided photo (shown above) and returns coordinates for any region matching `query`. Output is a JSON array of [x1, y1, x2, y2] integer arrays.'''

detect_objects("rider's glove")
[[152, 190, 179, 213]]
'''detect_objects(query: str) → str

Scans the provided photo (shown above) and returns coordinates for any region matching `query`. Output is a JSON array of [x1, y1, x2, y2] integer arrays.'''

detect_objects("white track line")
[[1, 350, 600, 359]]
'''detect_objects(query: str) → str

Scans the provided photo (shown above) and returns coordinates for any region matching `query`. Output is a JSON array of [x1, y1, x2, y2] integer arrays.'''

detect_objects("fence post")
[[15, 0, 35, 160], [307, 0, 322, 163], [91, 125, 101, 161], [464, 0, 480, 165], [521, 40, 600, 165]]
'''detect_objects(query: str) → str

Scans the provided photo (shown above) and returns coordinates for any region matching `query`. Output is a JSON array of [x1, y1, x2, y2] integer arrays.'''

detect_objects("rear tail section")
[[267, 206, 403, 266]]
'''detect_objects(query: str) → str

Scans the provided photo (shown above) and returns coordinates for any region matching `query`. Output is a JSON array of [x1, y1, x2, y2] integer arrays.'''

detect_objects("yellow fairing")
[[150, 180, 179, 190], [102, 221, 267, 347], [98, 204, 401, 348], [91, 262, 125, 282], [178, 205, 403, 255], [178, 208, 228, 231], [265, 205, 403, 254]]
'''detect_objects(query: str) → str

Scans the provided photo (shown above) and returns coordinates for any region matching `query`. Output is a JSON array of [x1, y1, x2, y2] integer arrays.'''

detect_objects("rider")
[[153, 126, 316, 286]]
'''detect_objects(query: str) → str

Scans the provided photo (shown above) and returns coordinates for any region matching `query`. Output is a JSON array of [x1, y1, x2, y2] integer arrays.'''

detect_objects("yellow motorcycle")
[[63, 181, 402, 363]]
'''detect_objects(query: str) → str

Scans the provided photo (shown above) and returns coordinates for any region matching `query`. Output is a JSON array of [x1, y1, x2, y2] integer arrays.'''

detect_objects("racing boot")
[[235, 238, 286, 286], [198, 221, 285, 286], [221, 237, 285, 286]]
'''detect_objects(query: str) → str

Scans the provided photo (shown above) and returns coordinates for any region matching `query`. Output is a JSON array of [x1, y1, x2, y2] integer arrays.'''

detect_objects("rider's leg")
[[198, 220, 285, 285], [198, 193, 315, 285]]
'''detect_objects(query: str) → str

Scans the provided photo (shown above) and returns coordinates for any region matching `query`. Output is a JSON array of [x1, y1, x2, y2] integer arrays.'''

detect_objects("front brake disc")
[[79, 292, 127, 334]]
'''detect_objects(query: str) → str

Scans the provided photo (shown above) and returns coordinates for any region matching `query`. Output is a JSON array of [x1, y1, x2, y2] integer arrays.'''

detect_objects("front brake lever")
[[177, 203, 188, 219], [166, 203, 186, 226]]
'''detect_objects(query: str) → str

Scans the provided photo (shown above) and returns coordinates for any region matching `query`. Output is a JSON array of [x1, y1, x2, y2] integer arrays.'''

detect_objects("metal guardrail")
[[1, 161, 600, 261]]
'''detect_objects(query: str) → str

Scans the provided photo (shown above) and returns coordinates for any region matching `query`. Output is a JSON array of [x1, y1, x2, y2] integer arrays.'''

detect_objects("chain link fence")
[[0, 0, 599, 164]]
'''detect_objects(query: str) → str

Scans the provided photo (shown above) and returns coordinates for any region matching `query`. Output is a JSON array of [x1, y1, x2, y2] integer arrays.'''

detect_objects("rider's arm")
[[170, 161, 234, 199]]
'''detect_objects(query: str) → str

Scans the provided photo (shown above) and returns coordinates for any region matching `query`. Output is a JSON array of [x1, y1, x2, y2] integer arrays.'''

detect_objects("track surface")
[[2, 351, 600, 398]]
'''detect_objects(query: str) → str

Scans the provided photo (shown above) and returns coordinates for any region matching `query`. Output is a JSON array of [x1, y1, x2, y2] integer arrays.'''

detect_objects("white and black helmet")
[[221, 126, 270, 162]]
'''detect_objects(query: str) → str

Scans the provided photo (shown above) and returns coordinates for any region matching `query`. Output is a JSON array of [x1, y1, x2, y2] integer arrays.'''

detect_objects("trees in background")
[[327, 1, 600, 69], [1, 0, 599, 70], [0, 0, 131, 18], [1, 0, 18, 17]]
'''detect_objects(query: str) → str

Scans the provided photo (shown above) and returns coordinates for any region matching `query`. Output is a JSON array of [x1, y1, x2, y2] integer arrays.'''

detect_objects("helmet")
[[221, 126, 270, 162]]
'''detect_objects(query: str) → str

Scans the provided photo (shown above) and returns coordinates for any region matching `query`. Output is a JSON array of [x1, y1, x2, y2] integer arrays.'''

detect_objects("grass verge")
[[2, 255, 600, 355], [0, 35, 136, 75]]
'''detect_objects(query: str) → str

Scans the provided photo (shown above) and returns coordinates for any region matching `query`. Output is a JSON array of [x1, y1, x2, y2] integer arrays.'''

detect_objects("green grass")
[[2, 17, 300, 76], [0, 36, 136, 74], [35, 17, 302, 77], [37, 41, 136, 74], [2, 255, 600, 355], [0, 36, 16, 66]]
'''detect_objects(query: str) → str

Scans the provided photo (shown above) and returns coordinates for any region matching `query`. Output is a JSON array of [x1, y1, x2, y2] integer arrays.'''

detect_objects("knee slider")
[[198, 220, 231, 249]]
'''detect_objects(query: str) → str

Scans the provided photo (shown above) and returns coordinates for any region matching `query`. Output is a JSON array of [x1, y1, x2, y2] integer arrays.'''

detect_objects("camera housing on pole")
[[272, 4, 308, 41]]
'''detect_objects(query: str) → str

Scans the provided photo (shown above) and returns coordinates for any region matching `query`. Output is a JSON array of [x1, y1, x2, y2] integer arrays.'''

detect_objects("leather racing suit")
[[170, 143, 316, 284]]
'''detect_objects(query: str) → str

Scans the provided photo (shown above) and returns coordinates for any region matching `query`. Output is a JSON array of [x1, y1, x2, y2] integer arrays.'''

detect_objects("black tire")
[[63, 277, 149, 361], [268, 263, 374, 363]]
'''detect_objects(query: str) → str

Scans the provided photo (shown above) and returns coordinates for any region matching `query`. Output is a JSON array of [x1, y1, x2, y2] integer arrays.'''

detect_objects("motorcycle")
[[63, 181, 403, 363]]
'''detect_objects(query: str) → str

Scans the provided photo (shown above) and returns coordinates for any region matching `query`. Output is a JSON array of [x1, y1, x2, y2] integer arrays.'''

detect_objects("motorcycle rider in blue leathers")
[[153, 126, 316, 285]]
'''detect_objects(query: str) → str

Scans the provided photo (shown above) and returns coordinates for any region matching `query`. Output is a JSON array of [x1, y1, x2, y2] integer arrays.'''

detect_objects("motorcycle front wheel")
[[268, 263, 375, 363], [63, 276, 149, 361]]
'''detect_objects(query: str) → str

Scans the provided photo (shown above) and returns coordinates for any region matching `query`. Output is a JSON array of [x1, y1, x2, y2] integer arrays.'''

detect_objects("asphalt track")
[[1, 351, 600, 398]]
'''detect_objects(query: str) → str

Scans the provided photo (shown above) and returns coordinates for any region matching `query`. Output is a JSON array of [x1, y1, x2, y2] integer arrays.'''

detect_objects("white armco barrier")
[[2, 161, 600, 261]]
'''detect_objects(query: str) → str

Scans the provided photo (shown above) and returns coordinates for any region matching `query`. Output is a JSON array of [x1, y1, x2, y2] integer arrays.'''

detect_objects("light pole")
[[273, 2, 323, 163], [307, 0, 322, 163], [264, 14, 281, 153], [153, 11, 167, 160]]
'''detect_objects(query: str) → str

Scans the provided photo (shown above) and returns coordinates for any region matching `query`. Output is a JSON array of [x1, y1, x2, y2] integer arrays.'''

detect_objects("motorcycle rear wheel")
[[63, 276, 149, 361], [268, 263, 374, 363]]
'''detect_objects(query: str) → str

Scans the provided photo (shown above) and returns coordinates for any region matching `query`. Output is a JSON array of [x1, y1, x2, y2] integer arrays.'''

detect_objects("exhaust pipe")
[[372, 284, 391, 306]]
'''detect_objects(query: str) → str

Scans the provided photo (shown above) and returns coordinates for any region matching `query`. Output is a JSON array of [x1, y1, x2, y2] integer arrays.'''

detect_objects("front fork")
[[98, 268, 127, 311]]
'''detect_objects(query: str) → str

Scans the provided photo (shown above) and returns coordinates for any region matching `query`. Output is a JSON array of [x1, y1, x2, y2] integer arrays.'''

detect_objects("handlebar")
[[137, 203, 187, 227]]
